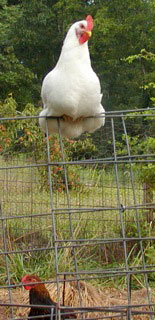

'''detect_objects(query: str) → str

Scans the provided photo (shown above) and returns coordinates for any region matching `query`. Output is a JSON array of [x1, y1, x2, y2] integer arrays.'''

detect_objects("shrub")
[[0, 96, 97, 191]]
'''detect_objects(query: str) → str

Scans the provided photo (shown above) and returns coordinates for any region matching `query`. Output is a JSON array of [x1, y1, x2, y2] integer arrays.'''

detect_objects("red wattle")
[[79, 33, 89, 44]]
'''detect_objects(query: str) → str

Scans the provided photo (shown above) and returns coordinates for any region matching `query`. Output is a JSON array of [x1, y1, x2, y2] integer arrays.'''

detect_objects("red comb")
[[86, 15, 93, 31]]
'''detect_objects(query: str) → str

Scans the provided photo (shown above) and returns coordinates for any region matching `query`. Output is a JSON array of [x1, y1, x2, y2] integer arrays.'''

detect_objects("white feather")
[[39, 18, 105, 138]]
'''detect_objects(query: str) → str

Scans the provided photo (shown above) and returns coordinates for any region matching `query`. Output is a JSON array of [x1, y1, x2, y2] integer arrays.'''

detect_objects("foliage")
[[9, 0, 89, 80], [1, 0, 155, 110], [0, 46, 39, 106], [0, 1, 39, 106], [117, 138, 155, 191], [64, 135, 97, 161], [0, 96, 97, 190], [0, 96, 39, 154], [92, 0, 155, 110], [116, 49, 155, 189], [117, 129, 155, 188], [124, 49, 155, 107]]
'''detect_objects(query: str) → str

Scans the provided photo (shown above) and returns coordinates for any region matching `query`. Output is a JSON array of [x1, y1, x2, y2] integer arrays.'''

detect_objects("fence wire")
[[0, 108, 155, 320]]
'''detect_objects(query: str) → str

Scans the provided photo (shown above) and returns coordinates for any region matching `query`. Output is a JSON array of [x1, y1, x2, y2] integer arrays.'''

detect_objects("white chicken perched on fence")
[[39, 15, 105, 138]]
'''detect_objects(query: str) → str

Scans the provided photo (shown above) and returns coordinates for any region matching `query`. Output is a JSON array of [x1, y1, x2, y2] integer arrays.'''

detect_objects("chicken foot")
[[62, 115, 83, 123]]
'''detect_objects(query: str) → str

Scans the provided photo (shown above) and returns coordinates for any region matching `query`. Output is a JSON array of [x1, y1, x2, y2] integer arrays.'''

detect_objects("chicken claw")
[[62, 115, 84, 123], [75, 116, 84, 123]]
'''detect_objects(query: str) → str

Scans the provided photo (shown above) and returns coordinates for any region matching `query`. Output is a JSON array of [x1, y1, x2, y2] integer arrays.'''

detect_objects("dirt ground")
[[0, 281, 155, 319]]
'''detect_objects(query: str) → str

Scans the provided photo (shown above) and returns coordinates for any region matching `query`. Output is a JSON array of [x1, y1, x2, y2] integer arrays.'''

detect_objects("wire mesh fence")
[[0, 109, 155, 319]]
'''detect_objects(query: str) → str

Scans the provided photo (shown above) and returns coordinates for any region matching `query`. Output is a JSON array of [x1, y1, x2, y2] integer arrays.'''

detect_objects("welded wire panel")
[[0, 109, 155, 319]]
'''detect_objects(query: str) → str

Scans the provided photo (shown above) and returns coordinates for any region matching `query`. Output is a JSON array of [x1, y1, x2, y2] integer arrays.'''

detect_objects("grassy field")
[[0, 154, 154, 290]]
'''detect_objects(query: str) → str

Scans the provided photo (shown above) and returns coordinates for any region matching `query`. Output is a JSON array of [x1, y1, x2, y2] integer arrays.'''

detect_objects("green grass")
[[0, 155, 154, 289]]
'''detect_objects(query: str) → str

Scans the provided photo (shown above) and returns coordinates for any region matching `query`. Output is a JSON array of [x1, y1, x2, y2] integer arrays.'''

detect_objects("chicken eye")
[[80, 24, 85, 29]]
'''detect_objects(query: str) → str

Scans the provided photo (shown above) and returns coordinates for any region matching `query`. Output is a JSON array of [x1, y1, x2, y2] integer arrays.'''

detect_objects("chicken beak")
[[85, 30, 92, 38]]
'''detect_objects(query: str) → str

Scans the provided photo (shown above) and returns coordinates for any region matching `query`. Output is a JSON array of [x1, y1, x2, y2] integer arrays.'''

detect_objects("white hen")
[[39, 15, 105, 138]]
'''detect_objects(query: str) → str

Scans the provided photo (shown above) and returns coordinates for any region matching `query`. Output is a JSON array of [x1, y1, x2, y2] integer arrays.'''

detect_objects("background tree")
[[91, 0, 155, 110], [0, 0, 155, 111], [0, 0, 39, 106]]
